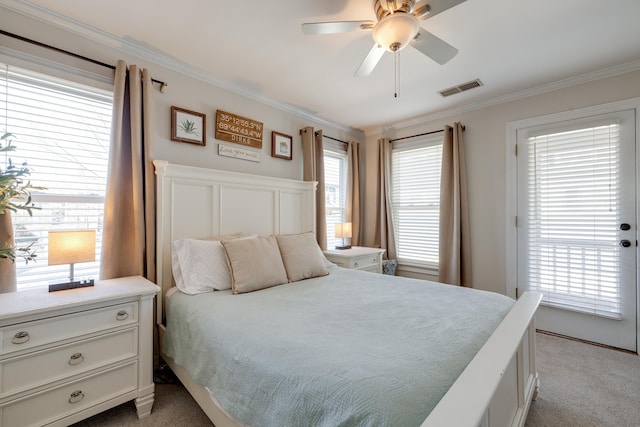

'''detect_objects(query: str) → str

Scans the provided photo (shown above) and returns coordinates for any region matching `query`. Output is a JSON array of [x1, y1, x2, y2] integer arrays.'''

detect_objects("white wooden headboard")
[[154, 160, 317, 323]]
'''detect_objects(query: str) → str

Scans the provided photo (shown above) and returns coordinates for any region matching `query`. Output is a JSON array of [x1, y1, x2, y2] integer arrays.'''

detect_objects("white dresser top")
[[0, 276, 160, 323]]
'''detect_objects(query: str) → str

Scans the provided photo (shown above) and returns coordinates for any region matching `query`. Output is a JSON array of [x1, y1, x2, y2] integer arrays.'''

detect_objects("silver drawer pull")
[[69, 352, 84, 365], [12, 331, 30, 344], [116, 310, 129, 321], [68, 390, 84, 404]]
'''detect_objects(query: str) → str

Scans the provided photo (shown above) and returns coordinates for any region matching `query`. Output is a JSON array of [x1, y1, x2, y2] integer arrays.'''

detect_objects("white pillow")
[[171, 238, 233, 294]]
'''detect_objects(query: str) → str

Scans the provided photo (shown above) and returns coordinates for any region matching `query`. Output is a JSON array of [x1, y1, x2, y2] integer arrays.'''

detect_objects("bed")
[[153, 160, 542, 427]]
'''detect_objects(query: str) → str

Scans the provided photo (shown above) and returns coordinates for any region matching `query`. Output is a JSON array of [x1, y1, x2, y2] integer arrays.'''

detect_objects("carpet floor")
[[72, 332, 639, 426], [525, 332, 640, 427]]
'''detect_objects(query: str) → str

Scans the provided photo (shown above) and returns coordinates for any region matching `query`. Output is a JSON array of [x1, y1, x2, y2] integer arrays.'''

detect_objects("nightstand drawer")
[[347, 254, 381, 270], [0, 302, 138, 356], [1, 361, 137, 427], [1, 328, 138, 397]]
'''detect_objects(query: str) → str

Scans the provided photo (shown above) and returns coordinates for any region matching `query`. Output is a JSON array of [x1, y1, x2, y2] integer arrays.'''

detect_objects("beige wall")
[[5, 8, 640, 296], [0, 9, 362, 182], [363, 70, 640, 294]]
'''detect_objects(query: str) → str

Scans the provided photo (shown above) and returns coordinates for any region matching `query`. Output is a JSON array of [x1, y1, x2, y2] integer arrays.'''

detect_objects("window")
[[324, 144, 347, 249], [1, 65, 112, 289], [522, 115, 630, 317], [391, 136, 443, 269]]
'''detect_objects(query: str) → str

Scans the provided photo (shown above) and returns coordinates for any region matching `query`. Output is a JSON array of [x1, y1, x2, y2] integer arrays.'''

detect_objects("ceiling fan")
[[302, 0, 466, 77]]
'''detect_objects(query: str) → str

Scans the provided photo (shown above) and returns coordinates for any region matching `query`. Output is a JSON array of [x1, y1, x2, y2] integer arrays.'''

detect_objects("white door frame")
[[505, 97, 640, 352]]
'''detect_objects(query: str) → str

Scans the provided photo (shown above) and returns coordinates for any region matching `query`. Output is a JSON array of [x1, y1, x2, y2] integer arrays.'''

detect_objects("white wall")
[[364, 70, 640, 294], [0, 8, 362, 182]]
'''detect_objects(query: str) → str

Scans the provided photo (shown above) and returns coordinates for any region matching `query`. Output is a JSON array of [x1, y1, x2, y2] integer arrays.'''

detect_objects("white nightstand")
[[0, 276, 159, 427], [323, 246, 386, 273]]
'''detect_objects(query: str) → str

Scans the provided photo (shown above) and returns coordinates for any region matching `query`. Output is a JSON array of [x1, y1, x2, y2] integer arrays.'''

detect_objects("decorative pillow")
[[171, 238, 234, 294], [222, 235, 288, 294], [276, 232, 329, 282]]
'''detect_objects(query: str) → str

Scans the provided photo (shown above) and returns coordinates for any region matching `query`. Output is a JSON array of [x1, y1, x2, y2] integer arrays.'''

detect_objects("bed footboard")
[[422, 291, 542, 427]]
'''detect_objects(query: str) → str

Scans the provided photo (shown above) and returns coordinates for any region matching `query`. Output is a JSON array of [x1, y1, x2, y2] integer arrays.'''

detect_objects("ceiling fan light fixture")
[[372, 13, 419, 52]]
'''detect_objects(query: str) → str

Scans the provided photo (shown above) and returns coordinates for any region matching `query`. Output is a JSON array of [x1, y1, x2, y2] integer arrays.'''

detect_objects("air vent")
[[438, 79, 483, 97]]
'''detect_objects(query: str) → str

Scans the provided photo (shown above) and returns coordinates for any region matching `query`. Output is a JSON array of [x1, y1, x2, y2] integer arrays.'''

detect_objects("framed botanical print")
[[271, 131, 292, 160], [171, 106, 206, 145]]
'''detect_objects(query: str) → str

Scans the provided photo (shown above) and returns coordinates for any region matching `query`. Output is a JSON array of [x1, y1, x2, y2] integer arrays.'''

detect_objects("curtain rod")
[[315, 131, 348, 145], [0, 29, 168, 92], [389, 125, 465, 143]]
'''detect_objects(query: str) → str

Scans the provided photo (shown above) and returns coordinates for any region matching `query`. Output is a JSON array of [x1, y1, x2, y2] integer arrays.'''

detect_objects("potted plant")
[[0, 131, 41, 293]]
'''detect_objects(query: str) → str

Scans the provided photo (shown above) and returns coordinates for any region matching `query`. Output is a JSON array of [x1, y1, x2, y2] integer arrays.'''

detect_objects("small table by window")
[[323, 246, 386, 274]]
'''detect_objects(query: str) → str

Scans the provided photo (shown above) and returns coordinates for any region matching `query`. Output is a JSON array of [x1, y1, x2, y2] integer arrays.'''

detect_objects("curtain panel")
[[300, 126, 327, 250], [374, 138, 397, 260], [100, 60, 156, 282], [346, 141, 362, 246], [439, 123, 471, 286]]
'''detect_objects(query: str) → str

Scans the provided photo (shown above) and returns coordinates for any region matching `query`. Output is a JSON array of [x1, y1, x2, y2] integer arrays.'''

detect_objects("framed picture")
[[171, 106, 206, 145], [271, 131, 292, 160]]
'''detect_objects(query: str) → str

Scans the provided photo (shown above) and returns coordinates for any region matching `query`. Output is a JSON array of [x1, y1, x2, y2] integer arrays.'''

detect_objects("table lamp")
[[48, 230, 96, 292], [334, 222, 352, 250]]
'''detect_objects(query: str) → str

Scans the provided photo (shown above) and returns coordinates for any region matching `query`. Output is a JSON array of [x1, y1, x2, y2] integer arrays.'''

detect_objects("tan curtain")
[[439, 123, 471, 286], [346, 141, 362, 246], [100, 60, 156, 281], [300, 126, 327, 250], [373, 138, 397, 260]]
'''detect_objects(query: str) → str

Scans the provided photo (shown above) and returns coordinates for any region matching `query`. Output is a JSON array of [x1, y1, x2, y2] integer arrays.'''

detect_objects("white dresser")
[[323, 246, 386, 274], [0, 276, 159, 427]]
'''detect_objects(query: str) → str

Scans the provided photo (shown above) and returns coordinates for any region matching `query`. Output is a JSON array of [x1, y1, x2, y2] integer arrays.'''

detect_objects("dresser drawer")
[[0, 302, 137, 356], [1, 328, 138, 397], [1, 361, 137, 427]]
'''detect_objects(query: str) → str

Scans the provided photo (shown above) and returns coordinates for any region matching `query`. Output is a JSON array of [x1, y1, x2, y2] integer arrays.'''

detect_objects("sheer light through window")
[[1, 65, 112, 289], [391, 136, 443, 269]]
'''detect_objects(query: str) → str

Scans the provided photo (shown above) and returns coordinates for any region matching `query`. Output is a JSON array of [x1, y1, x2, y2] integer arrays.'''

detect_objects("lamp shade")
[[48, 230, 96, 266], [335, 222, 353, 239], [372, 12, 420, 52]]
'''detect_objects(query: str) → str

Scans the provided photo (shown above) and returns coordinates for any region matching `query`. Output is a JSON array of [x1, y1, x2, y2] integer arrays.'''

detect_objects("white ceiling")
[[10, 0, 640, 133]]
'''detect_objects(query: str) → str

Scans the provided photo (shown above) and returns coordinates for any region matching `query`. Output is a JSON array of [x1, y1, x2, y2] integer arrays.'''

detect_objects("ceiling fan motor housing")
[[375, 0, 417, 20]]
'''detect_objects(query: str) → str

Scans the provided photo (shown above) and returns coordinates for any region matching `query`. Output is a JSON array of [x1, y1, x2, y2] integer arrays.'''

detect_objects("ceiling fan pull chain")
[[394, 50, 400, 98]]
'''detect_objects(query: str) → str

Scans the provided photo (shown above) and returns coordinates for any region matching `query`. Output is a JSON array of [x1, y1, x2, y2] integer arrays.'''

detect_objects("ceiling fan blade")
[[410, 30, 458, 65], [301, 21, 375, 35], [414, 0, 467, 20], [354, 43, 386, 77]]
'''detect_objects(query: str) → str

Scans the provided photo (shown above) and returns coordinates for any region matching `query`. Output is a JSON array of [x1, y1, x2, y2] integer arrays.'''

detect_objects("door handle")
[[620, 223, 631, 231], [620, 240, 632, 247]]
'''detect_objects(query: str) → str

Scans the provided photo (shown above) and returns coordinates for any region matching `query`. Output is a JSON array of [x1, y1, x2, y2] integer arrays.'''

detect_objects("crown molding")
[[1, 0, 363, 137], [364, 59, 640, 137]]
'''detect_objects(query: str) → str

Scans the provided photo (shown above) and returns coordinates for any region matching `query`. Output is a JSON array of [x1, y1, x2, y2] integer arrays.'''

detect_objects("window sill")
[[396, 262, 439, 281]]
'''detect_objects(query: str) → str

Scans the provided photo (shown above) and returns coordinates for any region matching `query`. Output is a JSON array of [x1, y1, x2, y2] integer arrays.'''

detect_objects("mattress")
[[162, 266, 514, 427]]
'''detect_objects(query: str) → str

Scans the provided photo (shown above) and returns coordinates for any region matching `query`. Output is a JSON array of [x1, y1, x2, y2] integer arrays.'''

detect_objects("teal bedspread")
[[162, 267, 514, 427]]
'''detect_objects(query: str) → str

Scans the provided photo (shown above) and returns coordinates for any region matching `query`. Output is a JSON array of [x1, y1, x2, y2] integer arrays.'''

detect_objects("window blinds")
[[1, 65, 112, 289], [391, 138, 442, 267], [324, 148, 347, 249], [526, 122, 622, 318]]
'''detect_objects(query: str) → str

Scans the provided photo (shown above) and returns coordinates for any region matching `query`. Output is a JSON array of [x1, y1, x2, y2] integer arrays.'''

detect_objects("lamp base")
[[334, 245, 352, 250], [49, 279, 95, 293]]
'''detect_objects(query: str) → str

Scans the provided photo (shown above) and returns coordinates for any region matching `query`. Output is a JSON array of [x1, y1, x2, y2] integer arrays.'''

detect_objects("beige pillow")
[[276, 232, 329, 282], [222, 235, 288, 294]]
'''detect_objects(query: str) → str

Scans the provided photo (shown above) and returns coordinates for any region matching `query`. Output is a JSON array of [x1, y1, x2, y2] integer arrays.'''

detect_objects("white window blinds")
[[391, 137, 442, 268], [324, 146, 347, 249], [526, 121, 622, 318], [1, 65, 112, 289]]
